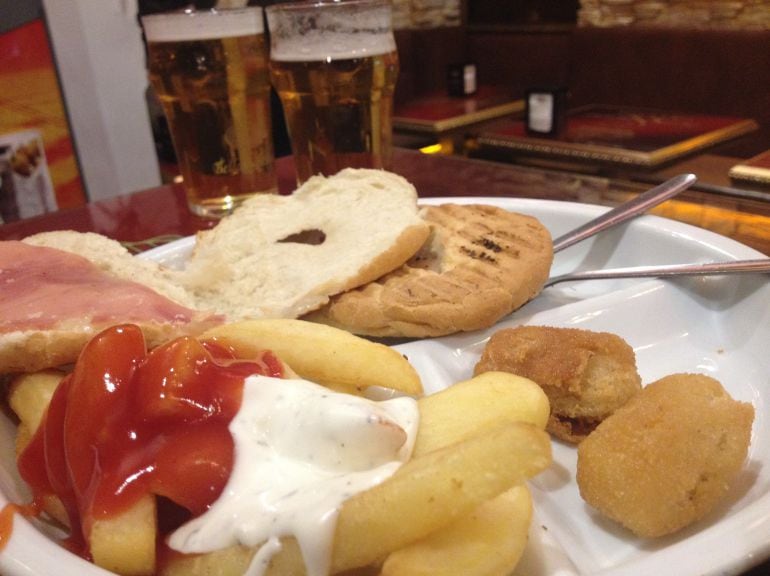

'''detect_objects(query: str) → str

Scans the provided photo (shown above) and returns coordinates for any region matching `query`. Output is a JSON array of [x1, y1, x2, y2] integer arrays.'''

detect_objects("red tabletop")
[[2, 149, 769, 256], [393, 85, 524, 133], [0, 155, 300, 244]]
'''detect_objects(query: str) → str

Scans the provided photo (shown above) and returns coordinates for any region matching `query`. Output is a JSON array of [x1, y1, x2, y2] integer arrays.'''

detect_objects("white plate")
[[2, 197, 768, 576]]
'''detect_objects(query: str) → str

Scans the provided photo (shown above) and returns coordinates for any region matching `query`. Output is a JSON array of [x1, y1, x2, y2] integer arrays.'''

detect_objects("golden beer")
[[267, 0, 399, 183], [143, 9, 277, 218]]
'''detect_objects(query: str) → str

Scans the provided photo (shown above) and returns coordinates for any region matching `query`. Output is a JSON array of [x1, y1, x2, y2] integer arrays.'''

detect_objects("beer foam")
[[142, 8, 264, 42], [267, 2, 395, 62], [269, 32, 396, 62]]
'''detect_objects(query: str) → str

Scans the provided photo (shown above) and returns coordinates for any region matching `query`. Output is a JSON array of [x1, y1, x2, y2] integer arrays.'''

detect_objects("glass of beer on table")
[[142, 8, 277, 218], [266, 0, 399, 184]]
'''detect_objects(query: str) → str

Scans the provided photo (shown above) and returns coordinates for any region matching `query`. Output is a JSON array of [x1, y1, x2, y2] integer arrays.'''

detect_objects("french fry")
[[379, 485, 533, 576], [10, 325, 553, 576], [8, 370, 70, 526], [14, 423, 32, 459], [160, 538, 313, 576], [9, 373, 157, 575], [89, 493, 157, 576], [160, 545, 256, 576], [202, 319, 423, 396], [161, 368, 551, 576], [161, 424, 549, 576], [8, 369, 63, 445], [330, 421, 550, 572], [413, 371, 550, 456]]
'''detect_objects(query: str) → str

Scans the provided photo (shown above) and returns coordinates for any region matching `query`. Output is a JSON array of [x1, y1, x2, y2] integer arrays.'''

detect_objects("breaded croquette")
[[577, 373, 754, 538], [474, 325, 642, 443]]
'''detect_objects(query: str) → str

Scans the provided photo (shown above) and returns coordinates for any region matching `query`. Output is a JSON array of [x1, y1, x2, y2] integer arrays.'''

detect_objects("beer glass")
[[142, 8, 277, 218], [266, 0, 399, 184]]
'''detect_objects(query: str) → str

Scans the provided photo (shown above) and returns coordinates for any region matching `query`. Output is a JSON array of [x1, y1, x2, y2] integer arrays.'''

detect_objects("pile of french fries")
[[8, 319, 552, 576]]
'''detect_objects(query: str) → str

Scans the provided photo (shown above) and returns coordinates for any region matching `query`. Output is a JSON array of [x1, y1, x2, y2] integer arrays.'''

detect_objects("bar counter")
[[1, 150, 769, 576]]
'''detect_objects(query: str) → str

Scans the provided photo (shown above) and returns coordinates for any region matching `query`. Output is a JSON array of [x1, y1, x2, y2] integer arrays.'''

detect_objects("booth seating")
[[395, 25, 770, 158]]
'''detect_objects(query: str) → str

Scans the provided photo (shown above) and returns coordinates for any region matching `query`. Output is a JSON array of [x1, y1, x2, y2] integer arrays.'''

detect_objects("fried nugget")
[[577, 373, 754, 538], [474, 325, 642, 443]]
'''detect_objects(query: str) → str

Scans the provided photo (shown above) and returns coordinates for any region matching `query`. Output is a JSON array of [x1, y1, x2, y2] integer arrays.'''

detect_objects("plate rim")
[[139, 196, 767, 263]]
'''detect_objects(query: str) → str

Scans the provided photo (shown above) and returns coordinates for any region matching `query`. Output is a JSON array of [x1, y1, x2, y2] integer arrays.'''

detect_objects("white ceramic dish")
[[1, 197, 768, 576]]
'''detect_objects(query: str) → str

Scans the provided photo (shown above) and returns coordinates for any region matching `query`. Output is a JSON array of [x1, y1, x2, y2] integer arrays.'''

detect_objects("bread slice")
[[0, 169, 427, 372], [181, 168, 430, 319], [305, 203, 553, 338]]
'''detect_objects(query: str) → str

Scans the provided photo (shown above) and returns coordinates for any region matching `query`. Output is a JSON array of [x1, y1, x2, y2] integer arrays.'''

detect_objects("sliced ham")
[[0, 241, 222, 372]]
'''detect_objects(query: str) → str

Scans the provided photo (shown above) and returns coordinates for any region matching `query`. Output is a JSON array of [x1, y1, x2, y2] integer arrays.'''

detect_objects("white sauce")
[[168, 375, 419, 576]]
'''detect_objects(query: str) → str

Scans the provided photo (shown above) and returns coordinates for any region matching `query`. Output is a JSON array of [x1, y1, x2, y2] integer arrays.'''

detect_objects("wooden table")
[[476, 105, 759, 170], [470, 105, 770, 206], [1, 150, 769, 576], [394, 86, 524, 134], [393, 86, 524, 155]]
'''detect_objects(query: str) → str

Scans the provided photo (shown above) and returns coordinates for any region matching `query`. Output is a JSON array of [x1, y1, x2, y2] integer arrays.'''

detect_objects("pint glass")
[[142, 8, 277, 218], [266, 0, 399, 184]]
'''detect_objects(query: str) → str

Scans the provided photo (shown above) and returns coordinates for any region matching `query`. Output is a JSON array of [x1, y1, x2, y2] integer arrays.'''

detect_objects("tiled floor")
[[0, 19, 86, 210]]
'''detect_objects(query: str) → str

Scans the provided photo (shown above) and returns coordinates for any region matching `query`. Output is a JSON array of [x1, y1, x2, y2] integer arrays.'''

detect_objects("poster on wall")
[[0, 129, 58, 223], [0, 18, 86, 220]]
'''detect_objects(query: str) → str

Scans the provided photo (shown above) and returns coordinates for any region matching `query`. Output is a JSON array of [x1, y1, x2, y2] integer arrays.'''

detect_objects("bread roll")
[[306, 203, 553, 337], [182, 168, 430, 319]]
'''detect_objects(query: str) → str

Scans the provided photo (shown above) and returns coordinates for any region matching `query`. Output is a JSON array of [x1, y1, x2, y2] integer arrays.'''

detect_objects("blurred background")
[[1, 0, 768, 213]]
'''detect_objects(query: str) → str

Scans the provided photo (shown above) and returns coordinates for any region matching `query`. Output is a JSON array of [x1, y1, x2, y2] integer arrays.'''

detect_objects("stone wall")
[[389, 0, 770, 31], [392, 0, 461, 30], [578, 0, 770, 29]]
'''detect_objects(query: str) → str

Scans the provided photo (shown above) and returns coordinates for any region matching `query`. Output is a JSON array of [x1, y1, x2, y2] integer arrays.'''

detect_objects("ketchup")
[[0, 499, 41, 552], [15, 324, 284, 555]]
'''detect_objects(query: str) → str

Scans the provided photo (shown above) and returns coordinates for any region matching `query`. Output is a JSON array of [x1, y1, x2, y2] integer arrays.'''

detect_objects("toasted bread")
[[306, 203, 553, 337]]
